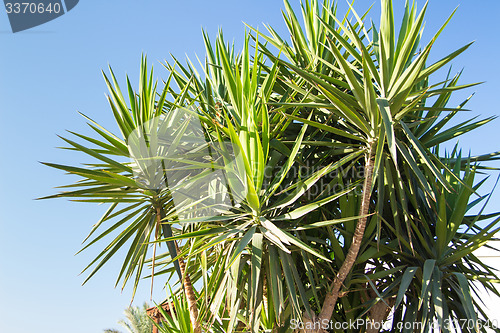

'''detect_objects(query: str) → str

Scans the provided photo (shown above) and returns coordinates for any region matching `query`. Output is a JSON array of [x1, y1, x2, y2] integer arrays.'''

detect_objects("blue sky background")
[[1, 1, 499, 332]]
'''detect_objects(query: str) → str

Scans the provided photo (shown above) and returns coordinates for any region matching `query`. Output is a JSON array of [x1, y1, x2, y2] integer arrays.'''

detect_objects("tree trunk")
[[175, 242, 201, 333], [315, 143, 376, 331], [155, 207, 201, 333], [365, 293, 395, 333]]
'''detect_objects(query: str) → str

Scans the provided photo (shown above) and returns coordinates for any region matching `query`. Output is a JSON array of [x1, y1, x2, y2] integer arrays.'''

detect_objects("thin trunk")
[[175, 242, 201, 333], [155, 207, 201, 333], [315, 143, 376, 329], [150, 225, 159, 300]]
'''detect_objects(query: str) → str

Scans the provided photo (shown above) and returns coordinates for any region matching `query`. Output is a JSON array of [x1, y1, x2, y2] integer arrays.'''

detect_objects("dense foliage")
[[44, 0, 500, 332]]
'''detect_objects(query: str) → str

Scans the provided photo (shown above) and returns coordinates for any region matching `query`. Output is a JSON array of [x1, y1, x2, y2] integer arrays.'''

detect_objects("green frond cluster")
[[45, 1, 500, 332]]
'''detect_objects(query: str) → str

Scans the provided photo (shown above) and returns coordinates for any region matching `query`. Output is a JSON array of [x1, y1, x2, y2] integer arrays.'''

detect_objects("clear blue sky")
[[1, 1, 499, 332]]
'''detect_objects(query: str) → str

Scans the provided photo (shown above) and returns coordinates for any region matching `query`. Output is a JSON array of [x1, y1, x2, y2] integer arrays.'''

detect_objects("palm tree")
[[43, 0, 500, 332], [104, 302, 153, 333]]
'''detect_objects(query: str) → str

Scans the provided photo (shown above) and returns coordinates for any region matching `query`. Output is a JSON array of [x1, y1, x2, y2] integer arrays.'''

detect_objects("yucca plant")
[[41, 57, 204, 332], [380, 152, 500, 333], [158, 31, 367, 331], [249, 0, 499, 329], [43, 0, 500, 332]]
